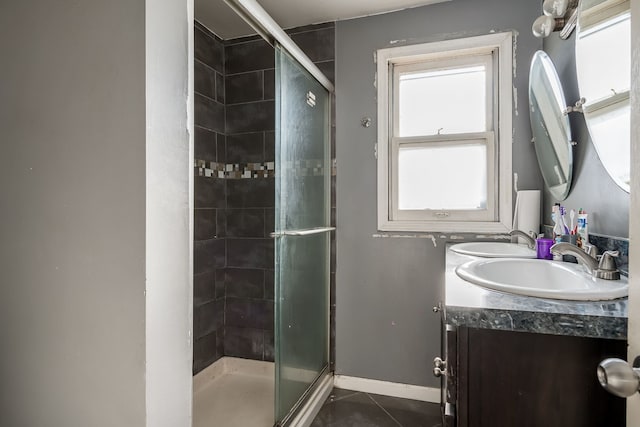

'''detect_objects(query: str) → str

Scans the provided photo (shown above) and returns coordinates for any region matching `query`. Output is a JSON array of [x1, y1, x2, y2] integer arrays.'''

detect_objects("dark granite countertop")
[[445, 246, 627, 340]]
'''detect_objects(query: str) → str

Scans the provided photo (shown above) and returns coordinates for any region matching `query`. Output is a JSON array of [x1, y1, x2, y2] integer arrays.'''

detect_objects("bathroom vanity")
[[441, 246, 627, 427]]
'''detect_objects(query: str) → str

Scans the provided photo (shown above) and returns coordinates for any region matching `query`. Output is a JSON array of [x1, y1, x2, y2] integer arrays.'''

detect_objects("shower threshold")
[[193, 357, 274, 427], [193, 357, 333, 427]]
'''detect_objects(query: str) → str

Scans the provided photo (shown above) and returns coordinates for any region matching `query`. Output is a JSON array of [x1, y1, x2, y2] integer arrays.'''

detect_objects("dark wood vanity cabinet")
[[444, 326, 626, 427]]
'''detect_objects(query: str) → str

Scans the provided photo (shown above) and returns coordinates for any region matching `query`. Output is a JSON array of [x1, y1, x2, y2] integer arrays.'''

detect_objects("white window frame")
[[376, 32, 513, 233]]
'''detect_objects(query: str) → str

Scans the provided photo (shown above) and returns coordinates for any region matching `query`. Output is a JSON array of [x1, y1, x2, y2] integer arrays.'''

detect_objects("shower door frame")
[[223, 0, 334, 93], [272, 42, 335, 426]]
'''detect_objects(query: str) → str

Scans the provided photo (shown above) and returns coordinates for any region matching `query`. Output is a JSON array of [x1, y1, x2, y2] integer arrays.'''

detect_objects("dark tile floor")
[[311, 388, 442, 427]]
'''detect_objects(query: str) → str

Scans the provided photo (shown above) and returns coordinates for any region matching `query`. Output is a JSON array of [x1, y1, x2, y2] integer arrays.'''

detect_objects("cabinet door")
[[456, 327, 626, 427]]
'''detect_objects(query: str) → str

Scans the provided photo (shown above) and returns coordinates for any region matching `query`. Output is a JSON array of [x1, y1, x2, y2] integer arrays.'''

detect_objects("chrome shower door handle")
[[597, 357, 640, 398]]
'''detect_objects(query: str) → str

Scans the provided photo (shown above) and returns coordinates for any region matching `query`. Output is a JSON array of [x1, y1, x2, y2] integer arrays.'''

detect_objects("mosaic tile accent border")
[[281, 159, 325, 177], [195, 159, 337, 179], [196, 160, 275, 179]]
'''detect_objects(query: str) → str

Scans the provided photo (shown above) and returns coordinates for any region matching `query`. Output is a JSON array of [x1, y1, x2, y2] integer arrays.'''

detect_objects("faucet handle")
[[594, 251, 621, 280], [582, 243, 598, 259], [598, 251, 619, 271]]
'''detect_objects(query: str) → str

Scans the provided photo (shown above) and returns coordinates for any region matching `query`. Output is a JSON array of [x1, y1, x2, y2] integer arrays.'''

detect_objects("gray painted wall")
[[0, 1, 146, 424], [0, 0, 192, 425], [543, 34, 630, 238], [335, 0, 542, 387]]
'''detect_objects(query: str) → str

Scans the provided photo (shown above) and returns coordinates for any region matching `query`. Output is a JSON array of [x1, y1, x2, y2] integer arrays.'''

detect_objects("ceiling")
[[195, 0, 450, 39]]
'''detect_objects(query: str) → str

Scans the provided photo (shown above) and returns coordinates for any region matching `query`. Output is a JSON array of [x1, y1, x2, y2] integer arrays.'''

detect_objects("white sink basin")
[[455, 258, 628, 301], [450, 242, 536, 258]]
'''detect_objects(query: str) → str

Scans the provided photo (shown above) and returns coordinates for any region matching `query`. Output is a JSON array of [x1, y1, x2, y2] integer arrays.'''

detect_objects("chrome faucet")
[[509, 229, 536, 249], [550, 242, 598, 274], [550, 242, 621, 280]]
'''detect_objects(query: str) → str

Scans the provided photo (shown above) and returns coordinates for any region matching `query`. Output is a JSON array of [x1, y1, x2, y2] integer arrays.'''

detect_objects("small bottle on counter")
[[577, 209, 589, 246]]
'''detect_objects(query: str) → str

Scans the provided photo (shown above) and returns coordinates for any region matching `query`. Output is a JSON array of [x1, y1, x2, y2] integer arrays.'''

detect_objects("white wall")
[[145, 0, 193, 425], [0, 1, 192, 425]]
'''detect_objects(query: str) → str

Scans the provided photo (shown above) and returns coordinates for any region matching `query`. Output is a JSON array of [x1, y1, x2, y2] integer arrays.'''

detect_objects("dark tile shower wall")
[[193, 22, 226, 375], [223, 34, 276, 361], [192, 20, 336, 374], [222, 22, 336, 363]]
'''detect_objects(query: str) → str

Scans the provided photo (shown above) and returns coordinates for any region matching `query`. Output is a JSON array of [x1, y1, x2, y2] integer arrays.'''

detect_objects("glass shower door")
[[274, 45, 331, 424]]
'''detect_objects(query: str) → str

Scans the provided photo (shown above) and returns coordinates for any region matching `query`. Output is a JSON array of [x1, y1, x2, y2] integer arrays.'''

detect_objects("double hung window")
[[376, 33, 513, 233]]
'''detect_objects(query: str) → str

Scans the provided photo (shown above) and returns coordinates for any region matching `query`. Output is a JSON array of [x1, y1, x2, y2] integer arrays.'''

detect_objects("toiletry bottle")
[[577, 209, 589, 245]]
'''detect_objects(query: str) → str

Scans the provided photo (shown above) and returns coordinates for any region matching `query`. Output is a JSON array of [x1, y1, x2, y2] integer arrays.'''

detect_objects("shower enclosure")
[[192, 0, 334, 425]]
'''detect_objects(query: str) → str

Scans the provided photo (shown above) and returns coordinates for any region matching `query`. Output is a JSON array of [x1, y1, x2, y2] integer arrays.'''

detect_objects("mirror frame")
[[529, 50, 574, 201]]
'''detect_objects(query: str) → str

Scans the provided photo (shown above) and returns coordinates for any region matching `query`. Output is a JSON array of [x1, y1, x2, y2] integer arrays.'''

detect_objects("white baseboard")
[[333, 375, 440, 403], [290, 373, 334, 427]]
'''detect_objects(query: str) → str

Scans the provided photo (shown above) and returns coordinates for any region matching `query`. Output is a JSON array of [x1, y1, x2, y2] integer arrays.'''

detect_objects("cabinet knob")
[[433, 357, 447, 377]]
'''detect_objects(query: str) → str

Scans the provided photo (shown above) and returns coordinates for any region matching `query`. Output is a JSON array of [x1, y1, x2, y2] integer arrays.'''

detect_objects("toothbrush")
[[560, 206, 570, 234], [570, 209, 575, 234]]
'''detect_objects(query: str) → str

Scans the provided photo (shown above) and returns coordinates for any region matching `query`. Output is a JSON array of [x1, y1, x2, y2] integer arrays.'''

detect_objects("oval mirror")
[[576, 0, 630, 192], [529, 50, 573, 201]]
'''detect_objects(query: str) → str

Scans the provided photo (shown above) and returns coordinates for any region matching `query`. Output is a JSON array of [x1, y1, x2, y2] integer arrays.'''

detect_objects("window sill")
[[377, 219, 511, 234]]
